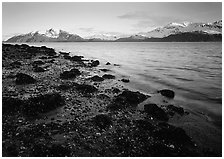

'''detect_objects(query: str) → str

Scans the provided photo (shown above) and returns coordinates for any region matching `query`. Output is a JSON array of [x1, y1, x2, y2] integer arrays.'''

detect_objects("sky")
[[2, 2, 222, 40]]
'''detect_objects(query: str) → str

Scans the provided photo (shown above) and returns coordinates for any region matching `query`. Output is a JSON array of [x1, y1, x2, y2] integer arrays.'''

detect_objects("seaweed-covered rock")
[[158, 89, 175, 99], [15, 73, 36, 85], [144, 104, 169, 121], [121, 78, 130, 83], [167, 105, 184, 116], [93, 114, 113, 129], [108, 90, 147, 110], [90, 75, 104, 82], [23, 92, 65, 116], [102, 74, 115, 79], [76, 84, 98, 94], [60, 68, 81, 79]]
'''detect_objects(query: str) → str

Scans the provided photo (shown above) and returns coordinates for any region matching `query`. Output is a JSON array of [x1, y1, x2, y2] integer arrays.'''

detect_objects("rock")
[[59, 51, 70, 56], [70, 55, 83, 61], [33, 60, 45, 66], [134, 119, 155, 132], [64, 55, 71, 60], [108, 90, 147, 110], [93, 114, 113, 129], [46, 59, 55, 63], [10, 61, 22, 68], [167, 105, 184, 116], [2, 96, 23, 114], [121, 78, 130, 83], [39, 56, 48, 59], [106, 62, 111, 65], [144, 103, 169, 121], [34, 66, 45, 72], [23, 92, 65, 116], [91, 60, 100, 67], [75, 84, 98, 94], [112, 87, 120, 94], [90, 75, 104, 82], [100, 68, 110, 72], [158, 89, 175, 99], [15, 73, 36, 85], [102, 74, 115, 79], [114, 64, 120, 66], [60, 68, 81, 79]]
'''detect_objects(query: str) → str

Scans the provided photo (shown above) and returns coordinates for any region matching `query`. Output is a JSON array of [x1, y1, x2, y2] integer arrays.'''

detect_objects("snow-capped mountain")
[[85, 34, 119, 41], [139, 20, 222, 38], [6, 29, 85, 42]]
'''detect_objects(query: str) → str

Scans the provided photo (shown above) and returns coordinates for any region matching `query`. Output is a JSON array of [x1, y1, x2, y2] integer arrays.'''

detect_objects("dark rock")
[[106, 62, 111, 65], [70, 55, 84, 61], [39, 56, 48, 59], [64, 55, 71, 60], [2, 96, 23, 114], [59, 51, 70, 56], [167, 105, 184, 116], [108, 90, 147, 110], [34, 66, 45, 72], [23, 92, 65, 116], [10, 61, 22, 68], [15, 73, 36, 85], [158, 89, 175, 99], [112, 87, 120, 94], [144, 103, 169, 121], [93, 114, 113, 129], [134, 119, 155, 132], [33, 60, 45, 65], [75, 84, 98, 94], [90, 75, 104, 82], [102, 74, 115, 79], [46, 59, 55, 63], [100, 68, 110, 72], [121, 78, 130, 83], [60, 68, 81, 79], [91, 60, 100, 67], [114, 64, 120, 66], [57, 83, 73, 91], [97, 94, 110, 100]]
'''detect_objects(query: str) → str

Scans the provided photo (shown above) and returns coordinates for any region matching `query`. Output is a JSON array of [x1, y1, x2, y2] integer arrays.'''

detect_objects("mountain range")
[[5, 20, 222, 42]]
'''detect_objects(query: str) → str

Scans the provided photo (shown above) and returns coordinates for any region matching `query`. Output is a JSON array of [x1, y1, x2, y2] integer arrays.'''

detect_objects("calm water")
[[27, 42, 222, 124]]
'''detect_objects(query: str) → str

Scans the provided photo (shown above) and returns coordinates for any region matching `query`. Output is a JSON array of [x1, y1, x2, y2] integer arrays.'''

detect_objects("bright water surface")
[[27, 42, 222, 125]]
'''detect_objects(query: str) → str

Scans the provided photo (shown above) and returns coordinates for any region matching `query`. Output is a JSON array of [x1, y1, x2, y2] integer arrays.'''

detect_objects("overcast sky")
[[2, 2, 222, 39]]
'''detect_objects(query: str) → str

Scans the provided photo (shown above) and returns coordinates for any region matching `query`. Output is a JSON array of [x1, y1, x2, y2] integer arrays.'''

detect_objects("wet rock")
[[39, 56, 48, 59], [59, 51, 70, 56], [15, 73, 36, 85], [23, 92, 65, 116], [112, 87, 121, 94], [167, 105, 184, 116], [33, 60, 45, 66], [60, 68, 81, 79], [102, 74, 115, 79], [64, 55, 71, 60], [76, 84, 98, 94], [2, 96, 23, 114], [114, 64, 120, 66], [100, 68, 110, 72], [158, 89, 175, 99], [90, 75, 104, 82], [90, 60, 100, 67], [121, 78, 130, 83], [93, 114, 113, 129], [34, 66, 46, 72], [108, 90, 147, 110], [10, 61, 22, 68], [70, 55, 84, 61], [106, 62, 111, 65], [144, 104, 169, 121]]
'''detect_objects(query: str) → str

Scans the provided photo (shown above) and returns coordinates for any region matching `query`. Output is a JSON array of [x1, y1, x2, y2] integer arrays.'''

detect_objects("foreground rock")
[[102, 74, 115, 79], [93, 114, 113, 129], [75, 83, 98, 94], [144, 103, 169, 121], [108, 90, 147, 110], [60, 68, 81, 79], [89, 75, 104, 82], [121, 78, 130, 83], [15, 73, 36, 85]]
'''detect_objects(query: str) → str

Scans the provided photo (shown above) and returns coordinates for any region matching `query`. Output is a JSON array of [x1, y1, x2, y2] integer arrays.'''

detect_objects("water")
[[26, 42, 222, 125]]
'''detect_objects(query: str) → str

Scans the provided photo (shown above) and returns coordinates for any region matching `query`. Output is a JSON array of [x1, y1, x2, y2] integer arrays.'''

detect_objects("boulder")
[[15, 73, 36, 85], [100, 68, 110, 72], [93, 114, 113, 129], [34, 66, 46, 72], [144, 103, 169, 121], [33, 60, 45, 66], [59, 51, 70, 56], [106, 62, 111, 65], [102, 74, 115, 79], [121, 78, 130, 83], [60, 68, 81, 79], [90, 75, 104, 82], [91, 60, 100, 67], [158, 89, 175, 99], [70, 55, 84, 61], [75, 84, 98, 94], [167, 105, 184, 116]]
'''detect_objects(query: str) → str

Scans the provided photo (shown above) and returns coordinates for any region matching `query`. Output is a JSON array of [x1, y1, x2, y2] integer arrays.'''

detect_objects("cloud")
[[79, 27, 94, 32]]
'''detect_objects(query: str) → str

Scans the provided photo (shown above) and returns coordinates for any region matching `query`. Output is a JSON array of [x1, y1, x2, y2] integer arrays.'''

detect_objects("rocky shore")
[[2, 43, 221, 157]]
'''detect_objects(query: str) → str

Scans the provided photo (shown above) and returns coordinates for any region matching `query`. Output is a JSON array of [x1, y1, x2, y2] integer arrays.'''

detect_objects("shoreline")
[[2, 43, 221, 156]]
